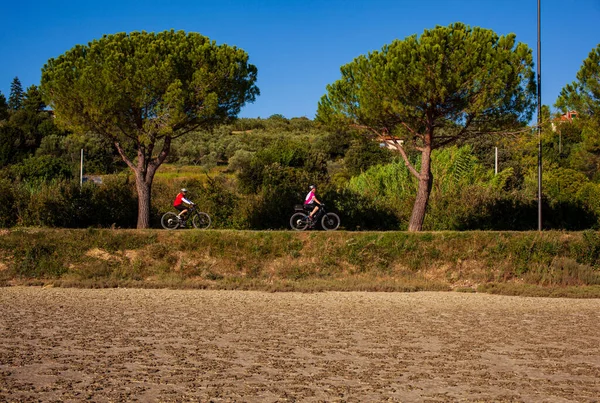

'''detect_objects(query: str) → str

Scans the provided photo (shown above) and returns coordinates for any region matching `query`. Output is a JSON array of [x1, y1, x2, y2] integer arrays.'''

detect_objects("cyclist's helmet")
[[181, 188, 188, 193], [309, 185, 315, 190]]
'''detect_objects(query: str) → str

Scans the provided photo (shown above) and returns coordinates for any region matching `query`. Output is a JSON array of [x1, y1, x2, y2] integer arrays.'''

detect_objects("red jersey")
[[173, 193, 191, 207]]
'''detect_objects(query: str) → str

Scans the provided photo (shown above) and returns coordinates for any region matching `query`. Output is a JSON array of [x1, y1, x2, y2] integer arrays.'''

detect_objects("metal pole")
[[537, 0, 542, 231], [559, 131, 562, 155], [80, 149, 84, 187], [494, 147, 498, 175]]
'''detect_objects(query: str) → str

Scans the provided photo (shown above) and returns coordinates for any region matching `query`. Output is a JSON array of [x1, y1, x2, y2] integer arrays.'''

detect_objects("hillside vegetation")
[[1, 229, 600, 297], [1, 42, 600, 231], [2, 113, 600, 231]]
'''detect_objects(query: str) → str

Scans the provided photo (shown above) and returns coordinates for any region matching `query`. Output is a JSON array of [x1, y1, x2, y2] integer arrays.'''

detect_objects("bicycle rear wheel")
[[192, 212, 211, 229], [321, 213, 340, 231], [290, 212, 309, 231], [161, 212, 180, 230]]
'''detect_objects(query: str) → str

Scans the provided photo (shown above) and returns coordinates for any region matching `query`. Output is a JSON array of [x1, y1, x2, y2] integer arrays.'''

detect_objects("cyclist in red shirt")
[[173, 188, 194, 223]]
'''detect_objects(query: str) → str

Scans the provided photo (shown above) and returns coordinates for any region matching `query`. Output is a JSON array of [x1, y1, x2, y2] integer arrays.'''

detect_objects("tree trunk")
[[135, 173, 152, 229], [114, 139, 170, 229], [408, 146, 433, 232]]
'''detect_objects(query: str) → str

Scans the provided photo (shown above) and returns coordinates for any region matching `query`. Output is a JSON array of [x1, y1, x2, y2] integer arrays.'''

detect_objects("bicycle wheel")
[[290, 212, 309, 231], [321, 212, 340, 231], [192, 212, 211, 229], [161, 212, 180, 230]]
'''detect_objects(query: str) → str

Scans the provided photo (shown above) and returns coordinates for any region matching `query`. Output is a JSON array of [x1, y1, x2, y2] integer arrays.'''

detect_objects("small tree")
[[22, 85, 45, 113], [8, 77, 24, 111], [41, 30, 259, 228], [556, 43, 600, 178], [317, 23, 536, 231], [556, 43, 600, 127], [0, 92, 8, 121]]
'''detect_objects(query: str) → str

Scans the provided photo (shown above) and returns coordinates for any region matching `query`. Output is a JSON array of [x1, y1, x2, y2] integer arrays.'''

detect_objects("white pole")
[[494, 147, 498, 175], [559, 131, 562, 155], [80, 149, 84, 187]]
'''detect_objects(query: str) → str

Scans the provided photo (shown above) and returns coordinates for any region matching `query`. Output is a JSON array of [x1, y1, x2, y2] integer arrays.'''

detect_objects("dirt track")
[[1, 287, 599, 402]]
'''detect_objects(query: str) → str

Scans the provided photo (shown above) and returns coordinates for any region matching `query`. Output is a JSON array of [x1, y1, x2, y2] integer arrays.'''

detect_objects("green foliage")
[[201, 175, 239, 228], [324, 186, 403, 230], [8, 77, 24, 111], [90, 176, 138, 227], [347, 145, 495, 217], [0, 178, 17, 227], [18, 178, 137, 228], [237, 137, 325, 193], [348, 158, 416, 208], [41, 30, 259, 139], [14, 243, 66, 278], [0, 40, 597, 232], [318, 22, 536, 230], [22, 85, 45, 113], [555, 43, 600, 184], [41, 30, 259, 228], [10, 155, 73, 182], [556, 43, 600, 130], [313, 130, 352, 160], [576, 183, 600, 220], [343, 145, 598, 230], [35, 131, 125, 175], [0, 125, 21, 165], [168, 115, 341, 173], [570, 230, 600, 266], [24, 181, 94, 227], [0, 91, 8, 121], [344, 137, 393, 176], [251, 163, 314, 229], [227, 149, 254, 172], [3, 229, 600, 295], [0, 83, 65, 168], [318, 22, 535, 140], [543, 168, 589, 203]]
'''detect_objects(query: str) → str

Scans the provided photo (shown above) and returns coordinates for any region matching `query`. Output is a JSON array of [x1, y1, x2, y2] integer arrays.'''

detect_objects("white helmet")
[[181, 188, 188, 193]]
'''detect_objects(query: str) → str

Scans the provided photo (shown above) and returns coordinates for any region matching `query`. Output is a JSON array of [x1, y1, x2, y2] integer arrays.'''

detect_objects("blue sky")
[[1, 0, 599, 119]]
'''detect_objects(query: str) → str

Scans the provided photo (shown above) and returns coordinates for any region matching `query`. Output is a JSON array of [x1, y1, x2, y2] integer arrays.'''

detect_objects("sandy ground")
[[1, 288, 599, 402]]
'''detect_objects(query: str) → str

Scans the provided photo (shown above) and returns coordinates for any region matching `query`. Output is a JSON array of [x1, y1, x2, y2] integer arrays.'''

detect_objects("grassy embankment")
[[1, 228, 600, 297]]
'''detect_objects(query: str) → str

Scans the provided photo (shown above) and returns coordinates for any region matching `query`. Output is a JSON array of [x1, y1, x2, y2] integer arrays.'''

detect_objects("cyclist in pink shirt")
[[304, 185, 321, 221]]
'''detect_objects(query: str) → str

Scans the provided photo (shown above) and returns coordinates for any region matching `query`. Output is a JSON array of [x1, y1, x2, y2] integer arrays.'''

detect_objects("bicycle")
[[289, 203, 340, 231], [161, 205, 211, 230]]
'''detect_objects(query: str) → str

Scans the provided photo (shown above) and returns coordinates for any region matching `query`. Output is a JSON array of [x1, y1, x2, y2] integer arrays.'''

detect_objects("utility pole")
[[495, 146, 498, 175], [537, 0, 543, 231], [80, 149, 84, 187]]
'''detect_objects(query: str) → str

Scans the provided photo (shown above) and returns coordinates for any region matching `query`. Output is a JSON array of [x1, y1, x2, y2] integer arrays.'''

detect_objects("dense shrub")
[[24, 181, 95, 227], [11, 155, 72, 182], [344, 137, 394, 176], [249, 164, 314, 229], [17, 177, 138, 228], [2, 113, 600, 231], [324, 187, 403, 230], [237, 139, 313, 193], [90, 176, 138, 227], [201, 175, 240, 228], [0, 178, 17, 227]]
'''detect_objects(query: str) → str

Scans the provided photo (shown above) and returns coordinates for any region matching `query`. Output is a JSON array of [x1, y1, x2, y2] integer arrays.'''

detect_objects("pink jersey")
[[304, 189, 316, 205]]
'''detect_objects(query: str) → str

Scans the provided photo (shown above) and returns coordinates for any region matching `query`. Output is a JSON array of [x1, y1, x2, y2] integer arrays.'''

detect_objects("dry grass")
[[1, 228, 599, 297]]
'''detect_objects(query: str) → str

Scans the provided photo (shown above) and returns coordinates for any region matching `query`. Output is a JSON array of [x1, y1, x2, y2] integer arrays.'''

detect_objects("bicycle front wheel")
[[192, 212, 211, 229], [161, 212, 180, 230], [321, 213, 340, 231], [290, 212, 309, 231]]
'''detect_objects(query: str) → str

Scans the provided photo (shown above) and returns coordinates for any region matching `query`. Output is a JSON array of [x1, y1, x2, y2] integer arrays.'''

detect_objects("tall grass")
[[1, 229, 599, 297]]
